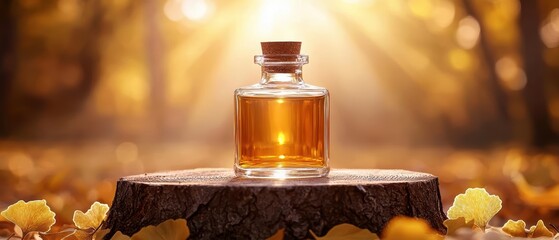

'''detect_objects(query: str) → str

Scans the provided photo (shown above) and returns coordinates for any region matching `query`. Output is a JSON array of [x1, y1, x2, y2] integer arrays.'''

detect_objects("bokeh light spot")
[[495, 56, 527, 91], [448, 49, 472, 70], [164, 0, 184, 21], [408, 0, 433, 19], [430, 0, 455, 29], [181, 0, 210, 21], [8, 153, 35, 178], [541, 9, 559, 48], [456, 16, 480, 49]]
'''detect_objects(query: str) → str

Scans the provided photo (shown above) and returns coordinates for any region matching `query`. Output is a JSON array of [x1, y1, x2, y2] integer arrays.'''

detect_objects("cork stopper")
[[261, 41, 301, 55], [260, 41, 303, 73]]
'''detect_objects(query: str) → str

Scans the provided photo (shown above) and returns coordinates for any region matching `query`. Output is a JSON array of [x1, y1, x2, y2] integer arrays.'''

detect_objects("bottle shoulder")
[[235, 83, 328, 98]]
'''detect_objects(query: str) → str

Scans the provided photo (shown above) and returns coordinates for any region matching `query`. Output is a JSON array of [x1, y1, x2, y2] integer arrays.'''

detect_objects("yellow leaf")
[[501, 219, 527, 237], [67, 228, 109, 240], [69, 229, 95, 240], [528, 220, 553, 238], [73, 202, 110, 230], [0, 200, 56, 235], [266, 228, 284, 240], [310, 223, 378, 240], [130, 219, 189, 240], [94, 229, 110, 240], [443, 217, 474, 235], [382, 216, 442, 240], [40, 229, 75, 240], [111, 231, 131, 240], [447, 188, 502, 228]]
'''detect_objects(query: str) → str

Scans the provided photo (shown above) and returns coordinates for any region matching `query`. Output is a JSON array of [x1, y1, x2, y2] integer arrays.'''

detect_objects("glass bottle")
[[234, 41, 330, 178]]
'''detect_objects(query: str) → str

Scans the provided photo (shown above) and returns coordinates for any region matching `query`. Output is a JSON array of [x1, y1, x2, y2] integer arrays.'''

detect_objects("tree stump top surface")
[[122, 168, 436, 187]]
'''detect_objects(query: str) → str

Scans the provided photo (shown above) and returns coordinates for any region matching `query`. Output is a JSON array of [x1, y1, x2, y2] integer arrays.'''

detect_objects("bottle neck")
[[260, 67, 304, 85]]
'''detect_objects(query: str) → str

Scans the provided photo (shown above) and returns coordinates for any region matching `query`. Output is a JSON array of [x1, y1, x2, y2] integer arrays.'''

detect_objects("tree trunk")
[[519, 0, 557, 147], [0, 0, 16, 136], [105, 168, 447, 240]]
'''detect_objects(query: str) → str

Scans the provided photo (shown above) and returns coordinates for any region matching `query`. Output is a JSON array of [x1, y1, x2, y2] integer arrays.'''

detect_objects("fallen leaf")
[[481, 229, 511, 240], [73, 202, 110, 230], [94, 229, 110, 240], [266, 228, 284, 240], [0, 200, 56, 236], [528, 220, 553, 238], [310, 223, 378, 240], [0, 221, 16, 239], [69, 229, 110, 240], [447, 188, 502, 229], [130, 219, 189, 240], [67, 229, 95, 240], [501, 219, 527, 237], [443, 217, 474, 235], [382, 216, 442, 240], [39, 228, 75, 240], [111, 231, 131, 240]]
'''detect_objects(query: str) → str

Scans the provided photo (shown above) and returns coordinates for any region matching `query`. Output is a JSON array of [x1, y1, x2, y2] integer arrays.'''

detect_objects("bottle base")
[[234, 166, 329, 179]]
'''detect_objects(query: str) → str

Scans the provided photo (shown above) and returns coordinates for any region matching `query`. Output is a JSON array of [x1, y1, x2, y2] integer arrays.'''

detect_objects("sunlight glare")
[[278, 132, 286, 145], [181, 0, 210, 21], [258, 0, 298, 36], [164, 0, 184, 21]]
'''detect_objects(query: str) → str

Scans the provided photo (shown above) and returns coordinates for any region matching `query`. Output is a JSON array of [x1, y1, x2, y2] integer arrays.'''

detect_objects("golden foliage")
[[69, 228, 109, 240], [1, 190, 558, 240], [447, 188, 502, 229], [110, 231, 131, 240], [310, 223, 379, 240], [381, 216, 442, 240], [0, 200, 56, 236], [112, 219, 190, 240], [266, 228, 284, 240], [527, 220, 554, 238], [443, 217, 474, 236], [501, 219, 527, 237], [73, 202, 110, 230]]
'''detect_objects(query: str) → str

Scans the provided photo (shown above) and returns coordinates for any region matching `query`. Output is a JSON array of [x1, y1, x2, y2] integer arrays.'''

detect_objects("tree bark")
[[0, 0, 16, 136], [105, 168, 447, 240], [519, 0, 557, 147]]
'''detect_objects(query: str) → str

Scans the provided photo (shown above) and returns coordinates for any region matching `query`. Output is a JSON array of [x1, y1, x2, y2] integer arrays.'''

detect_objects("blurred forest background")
[[1, 0, 559, 227]]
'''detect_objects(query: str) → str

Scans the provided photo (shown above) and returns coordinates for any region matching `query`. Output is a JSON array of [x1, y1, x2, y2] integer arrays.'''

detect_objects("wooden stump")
[[105, 168, 446, 240]]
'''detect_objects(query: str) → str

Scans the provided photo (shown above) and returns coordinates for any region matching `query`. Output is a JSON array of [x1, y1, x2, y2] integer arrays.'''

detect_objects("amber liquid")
[[236, 95, 327, 169]]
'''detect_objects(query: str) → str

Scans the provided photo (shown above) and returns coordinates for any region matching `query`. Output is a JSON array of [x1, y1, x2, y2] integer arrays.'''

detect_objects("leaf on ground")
[[310, 223, 378, 240], [501, 219, 527, 237], [128, 219, 189, 240], [266, 228, 284, 240], [73, 202, 110, 230], [0, 200, 56, 235], [528, 220, 554, 238], [69, 228, 110, 240], [382, 216, 442, 240], [65, 229, 95, 240], [94, 229, 110, 240], [111, 231, 131, 240], [39, 228, 75, 240], [447, 188, 502, 229], [443, 217, 474, 235]]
